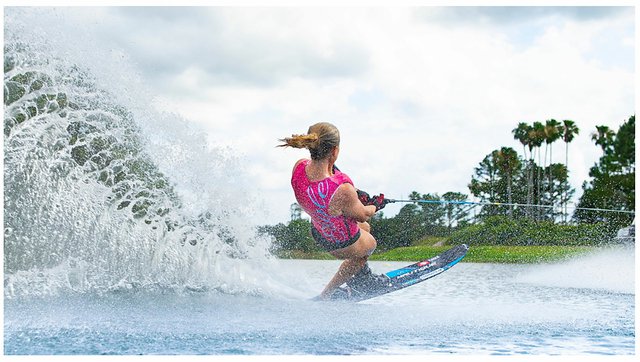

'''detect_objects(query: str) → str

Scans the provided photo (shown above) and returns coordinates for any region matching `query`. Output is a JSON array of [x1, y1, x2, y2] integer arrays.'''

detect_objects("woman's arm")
[[329, 183, 376, 222]]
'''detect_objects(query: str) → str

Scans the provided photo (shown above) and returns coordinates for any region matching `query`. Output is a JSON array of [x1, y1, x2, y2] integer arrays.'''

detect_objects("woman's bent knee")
[[330, 232, 376, 259], [356, 232, 377, 257], [358, 222, 371, 233]]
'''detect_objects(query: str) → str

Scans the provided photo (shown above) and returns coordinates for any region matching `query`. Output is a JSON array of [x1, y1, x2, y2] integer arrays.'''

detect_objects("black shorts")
[[311, 227, 361, 252]]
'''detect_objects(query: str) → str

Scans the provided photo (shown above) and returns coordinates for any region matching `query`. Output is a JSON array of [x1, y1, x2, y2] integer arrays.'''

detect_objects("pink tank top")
[[291, 160, 360, 244]]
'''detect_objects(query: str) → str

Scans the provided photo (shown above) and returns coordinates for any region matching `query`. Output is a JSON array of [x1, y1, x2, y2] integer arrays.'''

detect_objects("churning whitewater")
[[3, 9, 287, 299]]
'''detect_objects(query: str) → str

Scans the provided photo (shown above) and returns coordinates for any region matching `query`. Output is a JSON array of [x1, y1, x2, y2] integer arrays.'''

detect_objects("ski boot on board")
[[345, 263, 392, 297], [320, 263, 391, 301]]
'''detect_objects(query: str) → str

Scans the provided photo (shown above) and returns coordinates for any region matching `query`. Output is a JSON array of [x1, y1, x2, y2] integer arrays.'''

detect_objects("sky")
[[5, 4, 636, 225]]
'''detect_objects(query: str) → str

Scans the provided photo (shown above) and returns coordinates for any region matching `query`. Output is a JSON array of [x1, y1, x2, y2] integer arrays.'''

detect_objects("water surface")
[[5, 250, 635, 355]]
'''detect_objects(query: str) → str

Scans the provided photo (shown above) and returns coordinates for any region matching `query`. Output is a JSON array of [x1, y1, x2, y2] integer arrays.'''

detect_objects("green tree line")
[[262, 116, 635, 255]]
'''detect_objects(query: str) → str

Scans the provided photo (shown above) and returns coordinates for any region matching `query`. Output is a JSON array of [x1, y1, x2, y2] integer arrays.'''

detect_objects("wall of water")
[[4, 8, 279, 298]]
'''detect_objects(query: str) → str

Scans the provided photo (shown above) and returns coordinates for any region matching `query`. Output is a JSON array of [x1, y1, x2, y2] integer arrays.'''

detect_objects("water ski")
[[316, 244, 469, 302]]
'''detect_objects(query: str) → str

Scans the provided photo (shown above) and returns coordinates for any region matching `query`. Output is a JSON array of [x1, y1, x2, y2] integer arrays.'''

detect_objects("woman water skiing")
[[279, 122, 389, 299]]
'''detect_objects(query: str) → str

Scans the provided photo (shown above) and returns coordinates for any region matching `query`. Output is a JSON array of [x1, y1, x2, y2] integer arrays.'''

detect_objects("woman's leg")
[[319, 229, 377, 299]]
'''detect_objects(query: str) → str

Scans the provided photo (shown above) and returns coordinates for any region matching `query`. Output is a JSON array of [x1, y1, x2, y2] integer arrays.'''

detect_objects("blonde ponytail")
[[278, 133, 319, 149], [278, 122, 340, 160]]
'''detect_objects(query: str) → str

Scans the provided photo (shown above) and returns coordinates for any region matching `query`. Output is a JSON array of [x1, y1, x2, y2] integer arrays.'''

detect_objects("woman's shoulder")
[[332, 168, 353, 186], [291, 158, 309, 174]]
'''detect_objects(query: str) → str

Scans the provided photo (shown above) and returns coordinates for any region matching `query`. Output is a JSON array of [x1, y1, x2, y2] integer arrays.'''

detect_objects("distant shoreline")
[[275, 245, 606, 263]]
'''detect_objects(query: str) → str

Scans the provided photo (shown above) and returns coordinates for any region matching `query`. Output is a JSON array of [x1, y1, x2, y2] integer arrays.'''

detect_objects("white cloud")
[[155, 7, 632, 224], [8, 6, 632, 224]]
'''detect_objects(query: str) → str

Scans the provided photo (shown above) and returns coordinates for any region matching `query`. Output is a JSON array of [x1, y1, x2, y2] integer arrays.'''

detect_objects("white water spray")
[[516, 246, 635, 294], [3, 8, 288, 298]]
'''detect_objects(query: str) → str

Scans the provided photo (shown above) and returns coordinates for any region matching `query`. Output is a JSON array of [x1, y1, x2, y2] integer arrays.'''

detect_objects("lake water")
[[4, 247, 635, 355]]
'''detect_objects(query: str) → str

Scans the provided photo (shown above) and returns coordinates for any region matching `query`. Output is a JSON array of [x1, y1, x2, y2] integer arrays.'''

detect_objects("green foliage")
[[510, 119, 580, 221], [371, 245, 592, 263], [370, 245, 450, 261], [259, 219, 319, 254], [469, 146, 573, 221], [369, 191, 472, 250], [442, 191, 471, 229], [448, 215, 613, 246], [369, 209, 418, 251], [575, 115, 635, 227], [469, 147, 526, 218]]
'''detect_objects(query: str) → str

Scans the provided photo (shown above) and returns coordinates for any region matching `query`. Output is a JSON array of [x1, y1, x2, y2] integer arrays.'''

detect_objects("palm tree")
[[513, 122, 534, 212], [495, 147, 521, 216], [560, 119, 580, 222], [531, 121, 546, 218], [512, 122, 531, 160], [544, 119, 562, 211], [591, 125, 616, 152], [544, 119, 561, 166]]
